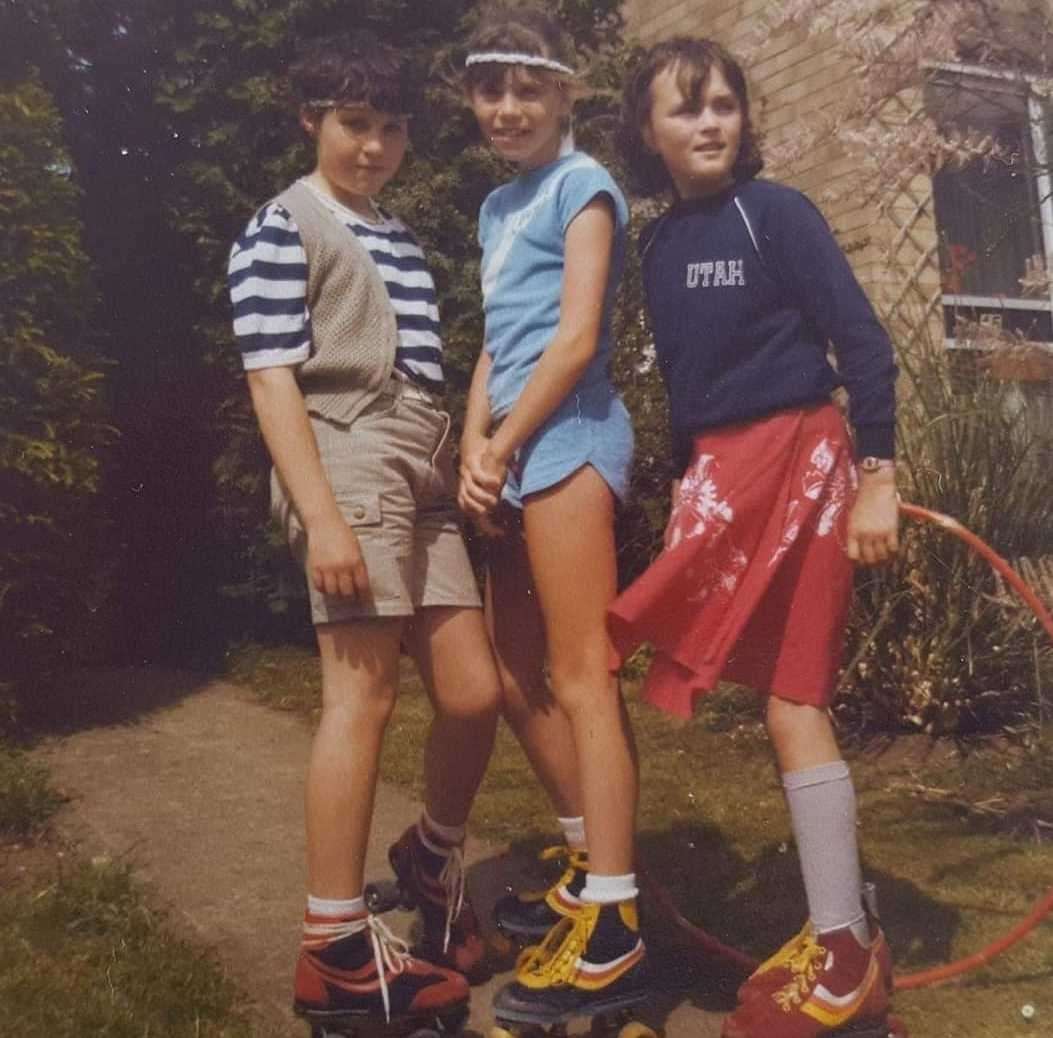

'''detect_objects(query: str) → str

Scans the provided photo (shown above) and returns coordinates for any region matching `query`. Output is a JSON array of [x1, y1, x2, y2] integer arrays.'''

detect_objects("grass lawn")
[[0, 743, 255, 1037], [228, 641, 1053, 1038]]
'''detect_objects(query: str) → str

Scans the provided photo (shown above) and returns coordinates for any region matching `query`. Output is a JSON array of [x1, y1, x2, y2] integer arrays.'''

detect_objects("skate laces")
[[517, 904, 596, 987], [413, 823, 467, 952], [366, 912, 412, 1022], [517, 844, 587, 903], [438, 843, 466, 953], [546, 844, 588, 885], [773, 932, 828, 1012], [751, 921, 813, 980]]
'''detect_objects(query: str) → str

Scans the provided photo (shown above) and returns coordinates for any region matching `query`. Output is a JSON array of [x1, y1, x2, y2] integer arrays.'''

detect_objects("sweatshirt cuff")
[[854, 422, 895, 460]]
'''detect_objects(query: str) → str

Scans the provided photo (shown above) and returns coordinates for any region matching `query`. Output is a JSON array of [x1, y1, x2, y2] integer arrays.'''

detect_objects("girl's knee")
[[437, 681, 501, 724], [322, 682, 398, 733], [548, 645, 612, 705], [549, 666, 618, 721], [765, 695, 840, 765]]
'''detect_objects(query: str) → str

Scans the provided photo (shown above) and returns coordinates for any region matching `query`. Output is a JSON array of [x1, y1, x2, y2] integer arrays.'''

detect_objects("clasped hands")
[[458, 435, 508, 537]]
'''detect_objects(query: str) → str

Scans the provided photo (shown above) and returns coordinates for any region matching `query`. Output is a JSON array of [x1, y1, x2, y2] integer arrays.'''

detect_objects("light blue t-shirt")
[[478, 152, 630, 419]]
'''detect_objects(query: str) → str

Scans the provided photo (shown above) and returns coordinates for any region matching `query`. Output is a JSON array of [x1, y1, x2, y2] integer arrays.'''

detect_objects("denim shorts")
[[271, 377, 482, 623], [501, 383, 634, 509]]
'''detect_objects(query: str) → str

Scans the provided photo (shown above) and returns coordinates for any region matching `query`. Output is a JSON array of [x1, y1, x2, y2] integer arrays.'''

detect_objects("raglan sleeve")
[[766, 189, 897, 459], [556, 161, 630, 237], [227, 203, 312, 371]]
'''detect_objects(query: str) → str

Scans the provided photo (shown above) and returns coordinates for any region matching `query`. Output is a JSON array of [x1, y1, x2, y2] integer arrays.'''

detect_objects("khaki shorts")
[[271, 378, 482, 624]]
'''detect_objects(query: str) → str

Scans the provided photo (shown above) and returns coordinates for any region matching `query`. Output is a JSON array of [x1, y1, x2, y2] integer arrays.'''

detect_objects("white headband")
[[465, 50, 576, 76]]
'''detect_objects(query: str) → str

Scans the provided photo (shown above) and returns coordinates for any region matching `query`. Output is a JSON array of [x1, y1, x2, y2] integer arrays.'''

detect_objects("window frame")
[[926, 61, 1053, 351]]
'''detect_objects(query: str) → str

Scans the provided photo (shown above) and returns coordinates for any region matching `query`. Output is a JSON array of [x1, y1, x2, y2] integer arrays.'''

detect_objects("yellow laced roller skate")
[[489, 899, 656, 1038]]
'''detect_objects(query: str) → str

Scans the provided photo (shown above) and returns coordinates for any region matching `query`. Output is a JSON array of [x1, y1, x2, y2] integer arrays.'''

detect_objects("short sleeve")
[[227, 203, 312, 371], [556, 161, 630, 236]]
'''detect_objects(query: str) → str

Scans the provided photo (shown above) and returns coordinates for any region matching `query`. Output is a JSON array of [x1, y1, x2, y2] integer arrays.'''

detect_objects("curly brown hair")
[[288, 32, 417, 116], [618, 37, 764, 198]]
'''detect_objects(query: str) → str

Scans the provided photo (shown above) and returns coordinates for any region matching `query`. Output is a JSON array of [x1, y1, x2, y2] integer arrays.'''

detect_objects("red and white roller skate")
[[722, 924, 904, 1038], [737, 884, 895, 1006], [294, 907, 469, 1037]]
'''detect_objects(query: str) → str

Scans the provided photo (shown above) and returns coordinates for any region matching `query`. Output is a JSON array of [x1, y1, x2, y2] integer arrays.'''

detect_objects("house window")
[[927, 65, 1053, 350]]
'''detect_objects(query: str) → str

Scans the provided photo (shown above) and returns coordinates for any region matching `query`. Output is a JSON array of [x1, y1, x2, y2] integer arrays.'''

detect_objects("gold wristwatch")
[[858, 456, 895, 473]]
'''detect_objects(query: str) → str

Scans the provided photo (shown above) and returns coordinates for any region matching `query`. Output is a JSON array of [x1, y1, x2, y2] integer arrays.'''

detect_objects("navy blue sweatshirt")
[[641, 178, 897, 475]]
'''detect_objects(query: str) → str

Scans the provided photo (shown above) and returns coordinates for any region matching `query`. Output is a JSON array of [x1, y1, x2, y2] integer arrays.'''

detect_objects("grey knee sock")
[[783, 761, 869, 944]]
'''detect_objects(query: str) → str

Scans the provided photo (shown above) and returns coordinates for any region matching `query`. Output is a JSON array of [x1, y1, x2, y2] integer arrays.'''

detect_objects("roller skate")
[[489, 899, 655, 1038], [293, 907, 469, 1037], [387, 821, 489, 982], [736, 885, 894, 1005], [494, 845, 588, 940], [721, 923, 904, 1038]]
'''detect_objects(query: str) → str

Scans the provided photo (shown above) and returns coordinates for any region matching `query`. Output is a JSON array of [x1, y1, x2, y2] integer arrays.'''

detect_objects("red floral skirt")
[[608, 404, 857, 719]]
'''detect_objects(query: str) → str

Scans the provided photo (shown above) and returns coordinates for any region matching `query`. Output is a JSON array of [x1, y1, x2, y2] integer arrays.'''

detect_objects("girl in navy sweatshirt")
[[611, 37, 900, 1038]]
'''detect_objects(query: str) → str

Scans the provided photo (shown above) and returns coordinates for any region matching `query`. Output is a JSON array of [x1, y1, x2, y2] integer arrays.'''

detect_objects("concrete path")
[[36, 668, 726, 1037]]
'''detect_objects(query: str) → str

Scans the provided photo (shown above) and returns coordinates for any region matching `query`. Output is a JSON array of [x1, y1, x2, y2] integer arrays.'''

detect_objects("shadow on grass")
[[17, 666, 217, 737], [468, 821, 965, 1027]]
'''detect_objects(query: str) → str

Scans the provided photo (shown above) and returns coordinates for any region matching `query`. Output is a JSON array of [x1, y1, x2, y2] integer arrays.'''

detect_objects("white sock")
[[558, 815, 587, 851], [421, 809, 465, 848], [581, 872, 638, 904], [307, 894, 366, 917], [783, 761, 869, 944]]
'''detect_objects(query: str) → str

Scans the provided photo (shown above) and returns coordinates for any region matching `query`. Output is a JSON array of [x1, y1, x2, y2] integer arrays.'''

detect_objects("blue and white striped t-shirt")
[[228, 184, 444, 392]]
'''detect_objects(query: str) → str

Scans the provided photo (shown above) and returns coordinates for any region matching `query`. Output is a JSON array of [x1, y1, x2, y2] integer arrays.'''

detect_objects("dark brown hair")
[[289, 32, 417, 116], [462, 3, 577, 95], [619, 37, 764, 197]]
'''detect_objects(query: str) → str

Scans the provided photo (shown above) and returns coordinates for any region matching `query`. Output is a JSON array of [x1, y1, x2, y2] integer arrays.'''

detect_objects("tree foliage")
[[0, 75, 115, 706]]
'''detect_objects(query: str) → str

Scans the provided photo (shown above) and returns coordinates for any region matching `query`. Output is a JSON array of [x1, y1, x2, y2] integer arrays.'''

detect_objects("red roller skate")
[[293, 908, 469, 1037], [722, 925, 901, 1038], [388, 822, 490, 982], [738, 885, 894, 1005]]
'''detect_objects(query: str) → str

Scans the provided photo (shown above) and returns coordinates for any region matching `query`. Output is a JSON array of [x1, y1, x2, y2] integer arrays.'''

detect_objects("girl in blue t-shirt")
[[457, 4, 647, 1023], [614, 37, 900, 1038]]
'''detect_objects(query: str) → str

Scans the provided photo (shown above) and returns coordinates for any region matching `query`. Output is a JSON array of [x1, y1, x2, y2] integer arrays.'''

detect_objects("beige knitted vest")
[[274, 180, 398, 424]]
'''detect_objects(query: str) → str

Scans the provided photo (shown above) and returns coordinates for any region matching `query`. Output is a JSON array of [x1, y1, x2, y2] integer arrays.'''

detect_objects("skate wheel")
[[617, 1024, 657, 1038], [489, 1028, 517, 1038]]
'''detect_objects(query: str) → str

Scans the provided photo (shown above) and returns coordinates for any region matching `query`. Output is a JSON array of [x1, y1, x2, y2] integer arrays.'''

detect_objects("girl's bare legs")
[[404, 605, 501, 826], [307, 618, 403, 898], [299, 618, 474, 1014], [392, 605, 501, 977], [486, 510, 584, 819], [766, 697, 841, 772], [522, 466, 637, 876]]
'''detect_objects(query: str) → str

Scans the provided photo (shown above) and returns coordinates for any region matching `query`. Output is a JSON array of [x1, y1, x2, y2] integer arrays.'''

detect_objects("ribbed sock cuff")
[[816, 912, 870, 946], [306, 894, 366, 917], [421, 809, 465, 851], [557, 815, 587, 851], [782, 759, 850, 791], [581, 872, 638, 904]]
